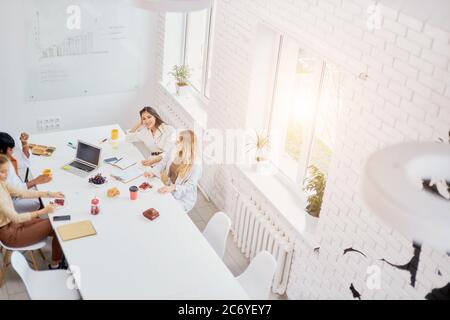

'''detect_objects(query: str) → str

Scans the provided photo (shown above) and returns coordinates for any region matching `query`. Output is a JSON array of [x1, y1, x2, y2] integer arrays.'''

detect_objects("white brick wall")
[[152, 0, 450, 299]]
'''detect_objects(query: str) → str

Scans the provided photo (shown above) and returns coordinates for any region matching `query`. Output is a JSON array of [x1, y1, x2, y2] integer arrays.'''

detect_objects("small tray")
[[29, 144, 56, 157]]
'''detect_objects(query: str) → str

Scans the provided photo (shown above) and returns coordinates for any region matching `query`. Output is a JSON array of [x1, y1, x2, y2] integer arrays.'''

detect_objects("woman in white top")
[[144, 130, 202, 213], [127, 107, 176, 167]]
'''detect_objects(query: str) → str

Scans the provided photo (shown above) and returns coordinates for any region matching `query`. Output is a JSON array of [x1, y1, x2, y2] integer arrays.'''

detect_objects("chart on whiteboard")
[[25, 0, 141, 101]]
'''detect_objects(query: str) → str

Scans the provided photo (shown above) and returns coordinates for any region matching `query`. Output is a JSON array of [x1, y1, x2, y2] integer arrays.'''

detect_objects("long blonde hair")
[[163, 130, 197, 182]]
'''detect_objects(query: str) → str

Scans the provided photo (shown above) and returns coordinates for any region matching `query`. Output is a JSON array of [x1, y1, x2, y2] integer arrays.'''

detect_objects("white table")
[[29, 125, 248, 300]]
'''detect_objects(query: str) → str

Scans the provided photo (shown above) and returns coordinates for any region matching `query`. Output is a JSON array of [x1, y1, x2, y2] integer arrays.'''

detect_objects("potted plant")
[[303, 165, 327, 218], [246, 130, 271, 172], [169, 65, 191, 96]]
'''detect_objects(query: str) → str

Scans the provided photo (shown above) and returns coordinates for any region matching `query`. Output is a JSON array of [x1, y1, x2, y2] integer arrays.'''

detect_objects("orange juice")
[[42, 169, 52, 176], [111, 129, 119, 141]]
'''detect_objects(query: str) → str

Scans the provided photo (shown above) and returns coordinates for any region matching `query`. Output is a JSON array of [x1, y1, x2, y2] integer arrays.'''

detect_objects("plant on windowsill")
[[246, 130, 271, 172], [169, 65, 191, 96], [303, 165, 327, 218]]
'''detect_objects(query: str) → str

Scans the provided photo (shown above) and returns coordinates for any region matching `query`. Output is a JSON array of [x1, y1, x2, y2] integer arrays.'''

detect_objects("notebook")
[[110, 158, 137, 170], [57, 220, 97, 242], [110, 167, 144, 184]]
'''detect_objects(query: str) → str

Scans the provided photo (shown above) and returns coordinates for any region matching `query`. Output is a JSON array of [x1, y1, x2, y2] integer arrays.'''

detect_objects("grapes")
[[89, 174, 107, 185]]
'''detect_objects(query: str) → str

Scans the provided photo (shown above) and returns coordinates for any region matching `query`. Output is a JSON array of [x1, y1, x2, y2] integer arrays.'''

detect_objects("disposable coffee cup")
[[129, 186, 138, 200]]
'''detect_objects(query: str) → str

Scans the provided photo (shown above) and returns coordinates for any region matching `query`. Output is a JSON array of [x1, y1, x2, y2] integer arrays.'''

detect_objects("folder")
[[57, 220, 97, 242]]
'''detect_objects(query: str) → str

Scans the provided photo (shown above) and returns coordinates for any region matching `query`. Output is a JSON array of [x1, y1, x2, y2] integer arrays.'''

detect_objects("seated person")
[[0, 155, 65, 269], [144, 130, 202, 213], [0, 132, 52, 212], [127, 107, 176, 167]]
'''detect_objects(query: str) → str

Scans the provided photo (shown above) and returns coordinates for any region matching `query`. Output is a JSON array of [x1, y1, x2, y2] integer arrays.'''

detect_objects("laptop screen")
[[76, 141, 101, 166]]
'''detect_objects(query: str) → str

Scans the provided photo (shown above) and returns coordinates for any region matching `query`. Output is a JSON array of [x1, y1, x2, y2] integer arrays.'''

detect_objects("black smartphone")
[[104, 157, 119, 164], [53, 215, 71, 222]]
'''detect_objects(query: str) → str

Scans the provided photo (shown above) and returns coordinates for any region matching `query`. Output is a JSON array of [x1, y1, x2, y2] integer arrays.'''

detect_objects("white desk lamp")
[[361, 142, 450, 252], [128, 0, 211, 12]]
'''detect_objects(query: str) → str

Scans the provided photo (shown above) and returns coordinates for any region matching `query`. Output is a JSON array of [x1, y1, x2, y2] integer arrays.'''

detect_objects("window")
[[165, 4, 215, 99], [254, 30, 342, 205]]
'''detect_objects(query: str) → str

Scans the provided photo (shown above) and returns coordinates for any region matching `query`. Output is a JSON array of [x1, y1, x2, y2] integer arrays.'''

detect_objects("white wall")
[[0, 0, 158, 138], [152, 0, 450, 300]]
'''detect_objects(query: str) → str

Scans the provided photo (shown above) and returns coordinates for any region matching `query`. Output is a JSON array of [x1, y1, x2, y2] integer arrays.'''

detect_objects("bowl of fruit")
[[89, 174, 108, 188], [139, 182, 153, 193]]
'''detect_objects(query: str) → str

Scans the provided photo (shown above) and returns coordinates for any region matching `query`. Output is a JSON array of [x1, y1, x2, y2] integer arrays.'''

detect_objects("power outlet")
[[37, 116, 62, 131]]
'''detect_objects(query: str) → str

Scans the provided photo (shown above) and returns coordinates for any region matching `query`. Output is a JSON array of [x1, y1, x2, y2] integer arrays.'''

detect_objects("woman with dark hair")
[[0, 155, 66, 270], [127, 106, 176, 167], [0, 132, 52, 213]]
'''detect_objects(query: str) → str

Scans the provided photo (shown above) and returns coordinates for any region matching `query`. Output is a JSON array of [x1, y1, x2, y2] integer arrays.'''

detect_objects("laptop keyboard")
[[70, 161, 95, 172]]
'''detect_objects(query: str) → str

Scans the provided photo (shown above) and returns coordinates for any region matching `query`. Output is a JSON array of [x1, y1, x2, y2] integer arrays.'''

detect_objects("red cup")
[[129, 186, 138, 200]]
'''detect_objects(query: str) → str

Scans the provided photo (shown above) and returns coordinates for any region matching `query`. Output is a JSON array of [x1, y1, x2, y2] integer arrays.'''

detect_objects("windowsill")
[[237, 163, 320, 248], [159, 81, 208, 130]]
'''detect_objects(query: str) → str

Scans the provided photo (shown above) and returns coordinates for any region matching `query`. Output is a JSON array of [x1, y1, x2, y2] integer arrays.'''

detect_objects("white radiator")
[[230, 185, 294, 295]]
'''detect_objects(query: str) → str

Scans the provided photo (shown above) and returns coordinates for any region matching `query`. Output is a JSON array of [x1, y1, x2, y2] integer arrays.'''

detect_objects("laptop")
[[63, 141, 102, 178]]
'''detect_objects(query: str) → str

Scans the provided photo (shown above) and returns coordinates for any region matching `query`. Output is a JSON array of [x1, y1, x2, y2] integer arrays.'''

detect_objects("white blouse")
[[126, 123, 176, 157], [151, 148, 202, 213]]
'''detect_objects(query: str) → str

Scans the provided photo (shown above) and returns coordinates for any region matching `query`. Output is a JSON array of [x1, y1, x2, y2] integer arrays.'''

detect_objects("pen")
[[67, 142, 76, 149], [100, 138, 107, 144]]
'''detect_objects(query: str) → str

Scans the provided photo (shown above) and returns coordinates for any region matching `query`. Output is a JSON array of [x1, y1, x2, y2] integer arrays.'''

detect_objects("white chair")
[[11, 252, 81, 300], [0, 240, 46, 287], [236, 251, 277, 300], [203, 212, 231, 260]]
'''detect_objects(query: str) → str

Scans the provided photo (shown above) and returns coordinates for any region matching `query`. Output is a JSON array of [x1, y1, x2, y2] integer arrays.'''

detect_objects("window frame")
[[265, 33, 331, 200], [180, 3, 215, 99]]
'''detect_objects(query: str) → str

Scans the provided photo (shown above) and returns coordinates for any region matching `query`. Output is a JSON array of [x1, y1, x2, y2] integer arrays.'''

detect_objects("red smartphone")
[[54, 199, 65, 206]]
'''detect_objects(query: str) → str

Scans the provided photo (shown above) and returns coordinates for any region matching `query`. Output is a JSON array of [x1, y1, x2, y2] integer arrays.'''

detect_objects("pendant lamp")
[[361, 142, 450, 252]]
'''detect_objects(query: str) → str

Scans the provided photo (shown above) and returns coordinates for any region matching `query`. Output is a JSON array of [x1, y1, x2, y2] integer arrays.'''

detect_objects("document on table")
[[110, 158, 137, 170], [110, 167, 144, 184]]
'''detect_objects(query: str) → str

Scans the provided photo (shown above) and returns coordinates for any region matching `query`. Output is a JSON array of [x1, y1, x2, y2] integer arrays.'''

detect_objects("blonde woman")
[[127, 107, 176, 167], [144, 130, 202, 213]]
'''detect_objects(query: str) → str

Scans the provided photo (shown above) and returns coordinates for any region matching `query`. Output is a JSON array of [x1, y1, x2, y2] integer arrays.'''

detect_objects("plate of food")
[[89, 174, 108, 188], [139, 181, 153, 193]]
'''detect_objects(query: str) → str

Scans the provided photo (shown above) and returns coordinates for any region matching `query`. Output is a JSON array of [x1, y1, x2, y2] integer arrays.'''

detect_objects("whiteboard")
[[25, 0, 141, 101]]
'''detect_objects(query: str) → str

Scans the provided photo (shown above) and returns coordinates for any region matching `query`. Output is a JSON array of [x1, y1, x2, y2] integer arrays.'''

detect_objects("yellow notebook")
[[57, 220, 97, 242]]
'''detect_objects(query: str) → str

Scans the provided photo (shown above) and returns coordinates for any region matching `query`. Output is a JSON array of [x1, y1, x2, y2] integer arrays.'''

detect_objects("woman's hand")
[[142, 159, 153, 167], [19, 132, 29, 145], [144, 171, 155, 179], [130, 119, 143, 133], [34, 174, 52, 185], [49, 192, 65, 199], [42, 204, 58, 215], [158, 184, 176, 194]]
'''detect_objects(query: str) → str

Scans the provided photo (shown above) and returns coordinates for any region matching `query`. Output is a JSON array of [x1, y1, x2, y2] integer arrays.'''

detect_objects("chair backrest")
[[10, 252, 34, 291], [203, 212, 231, 259], [11, 251, 81, 300], [236, 251, 277, 300]]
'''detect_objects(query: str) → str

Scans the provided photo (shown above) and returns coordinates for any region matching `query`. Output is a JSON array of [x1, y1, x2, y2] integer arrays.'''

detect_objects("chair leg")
[[37, 249, 46, 262], [0, 250, 11, 287], [29, 251, 39, 271]]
